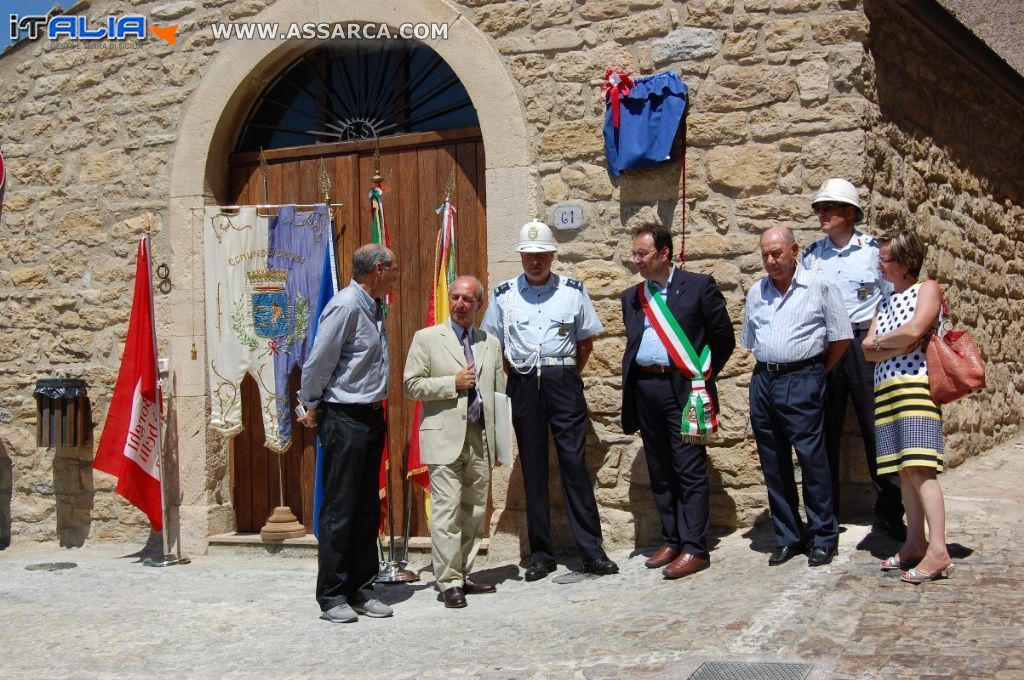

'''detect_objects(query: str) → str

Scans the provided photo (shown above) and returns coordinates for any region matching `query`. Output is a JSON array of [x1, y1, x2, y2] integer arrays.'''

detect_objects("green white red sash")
[[637, 280, 719, 443]]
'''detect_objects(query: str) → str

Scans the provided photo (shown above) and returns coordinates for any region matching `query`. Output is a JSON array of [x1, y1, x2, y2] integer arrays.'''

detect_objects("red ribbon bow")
[[602, 69, 634, 128]]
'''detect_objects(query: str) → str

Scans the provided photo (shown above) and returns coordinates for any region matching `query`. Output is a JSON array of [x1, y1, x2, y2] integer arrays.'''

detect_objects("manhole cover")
[[25, 562, 78, 571], [688, 662, 812, 680]]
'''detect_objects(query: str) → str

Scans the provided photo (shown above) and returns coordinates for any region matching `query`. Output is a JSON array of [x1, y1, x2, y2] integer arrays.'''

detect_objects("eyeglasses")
[[630, 250, 656, 261], [812, 203, 843, 213]]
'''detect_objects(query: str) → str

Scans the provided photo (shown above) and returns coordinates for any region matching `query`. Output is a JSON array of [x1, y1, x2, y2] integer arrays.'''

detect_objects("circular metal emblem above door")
[[237, 38, 479, 152]]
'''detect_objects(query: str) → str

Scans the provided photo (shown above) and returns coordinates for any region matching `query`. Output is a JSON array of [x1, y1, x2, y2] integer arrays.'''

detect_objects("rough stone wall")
[[861, 0, 1024, 464], [464, 0, 877, 549], [0, 0, 276, 545], [2, 0, 1019, 550]]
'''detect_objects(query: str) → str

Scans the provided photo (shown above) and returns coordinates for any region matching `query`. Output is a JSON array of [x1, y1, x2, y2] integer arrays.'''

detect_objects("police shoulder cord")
[[501, 291, 541, 376]]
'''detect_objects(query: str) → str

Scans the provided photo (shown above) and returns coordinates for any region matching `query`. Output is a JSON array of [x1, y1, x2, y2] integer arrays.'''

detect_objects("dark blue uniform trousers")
[[315, 403, 385, 611], [507, 366, 606, 564], [749, 364, 838, 550], [824, 328, 904, 521], [635, 373, 710, 560]]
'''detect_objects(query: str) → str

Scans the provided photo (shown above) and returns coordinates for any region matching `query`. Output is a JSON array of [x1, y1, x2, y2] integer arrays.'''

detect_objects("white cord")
[[501, 289, 541, 375]]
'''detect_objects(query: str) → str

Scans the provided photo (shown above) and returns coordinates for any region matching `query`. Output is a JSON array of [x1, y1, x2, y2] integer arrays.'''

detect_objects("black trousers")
[[315, 402, 385, 611], [635, 373, 710, 560], [749, 364, 838, 549], [507, 366, 605, 563], [825, 328, 904, 521]]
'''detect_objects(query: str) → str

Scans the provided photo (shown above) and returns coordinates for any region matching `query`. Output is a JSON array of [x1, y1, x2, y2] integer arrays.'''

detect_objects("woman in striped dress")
[[863, 230, 953, 584]]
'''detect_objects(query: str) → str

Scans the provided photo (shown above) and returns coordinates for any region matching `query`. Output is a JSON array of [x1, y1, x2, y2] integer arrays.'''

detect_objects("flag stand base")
[[260, 506, 307, 541], [144, 554, 191, 568], [376, 560, 418, 583]]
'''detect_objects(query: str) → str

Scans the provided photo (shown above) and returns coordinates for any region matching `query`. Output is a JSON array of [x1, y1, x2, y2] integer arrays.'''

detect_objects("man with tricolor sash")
[[620, 225, 735, 580]]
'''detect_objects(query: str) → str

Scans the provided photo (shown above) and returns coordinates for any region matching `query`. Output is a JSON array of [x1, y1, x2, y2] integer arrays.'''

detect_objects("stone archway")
[[165, 0, 537, 551]]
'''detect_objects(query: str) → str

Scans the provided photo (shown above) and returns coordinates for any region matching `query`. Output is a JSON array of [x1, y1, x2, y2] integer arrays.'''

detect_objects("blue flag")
[[310, 225, 339, 538]]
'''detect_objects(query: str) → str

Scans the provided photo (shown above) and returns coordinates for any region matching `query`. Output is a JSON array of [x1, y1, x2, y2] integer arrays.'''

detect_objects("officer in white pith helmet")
[[803, 178, 905, 540], [480, 219, 616, 581]]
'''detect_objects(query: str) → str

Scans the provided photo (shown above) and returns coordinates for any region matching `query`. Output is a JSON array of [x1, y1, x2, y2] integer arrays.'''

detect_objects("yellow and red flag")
[[406, 198, 458, 490]]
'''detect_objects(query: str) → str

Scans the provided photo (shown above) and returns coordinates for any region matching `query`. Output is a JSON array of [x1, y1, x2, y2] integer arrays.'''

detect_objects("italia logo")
[[9, 14, 179, 45]]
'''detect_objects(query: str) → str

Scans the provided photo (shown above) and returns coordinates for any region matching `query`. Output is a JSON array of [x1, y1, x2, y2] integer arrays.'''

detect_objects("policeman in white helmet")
[[480, 220, 617, 580], [803, 178, 905, 539]]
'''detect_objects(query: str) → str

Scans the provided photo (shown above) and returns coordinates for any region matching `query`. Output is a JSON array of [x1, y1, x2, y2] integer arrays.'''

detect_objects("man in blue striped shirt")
[[741, 226, 852, 567]]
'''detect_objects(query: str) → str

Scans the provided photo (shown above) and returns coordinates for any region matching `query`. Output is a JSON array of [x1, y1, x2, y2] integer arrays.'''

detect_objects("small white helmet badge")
[[528, 225, 539, 240]]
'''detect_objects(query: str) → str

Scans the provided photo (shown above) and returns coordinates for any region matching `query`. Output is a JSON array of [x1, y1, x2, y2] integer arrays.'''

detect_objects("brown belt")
[[637, 364, 674, 375]]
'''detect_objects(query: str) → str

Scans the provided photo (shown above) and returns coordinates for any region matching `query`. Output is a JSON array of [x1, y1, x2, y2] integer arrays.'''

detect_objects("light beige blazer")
[[403, 323, 506, 466]]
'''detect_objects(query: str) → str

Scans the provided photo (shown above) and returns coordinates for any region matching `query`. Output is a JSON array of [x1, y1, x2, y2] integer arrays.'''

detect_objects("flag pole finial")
[[371, 138, 383, 185], [444, 163, 456, 201], [318, 157, 332, 204], [258, 147, 270, 204]]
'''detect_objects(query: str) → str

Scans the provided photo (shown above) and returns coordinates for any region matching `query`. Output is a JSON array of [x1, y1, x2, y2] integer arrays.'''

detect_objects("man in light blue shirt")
[[297, 243, 399, 624], [803, 177, 904, 539], [480, 220, 616, 581], [742, 226, 851, 568]]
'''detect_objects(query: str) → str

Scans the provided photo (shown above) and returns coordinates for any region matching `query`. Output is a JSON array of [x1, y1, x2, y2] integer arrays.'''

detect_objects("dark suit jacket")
[[620, 269, 736, 435]]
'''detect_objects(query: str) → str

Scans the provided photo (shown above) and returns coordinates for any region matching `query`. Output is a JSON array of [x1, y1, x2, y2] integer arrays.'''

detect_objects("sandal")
[[901, 562, 955, 584], [880, 555, 921, 571]]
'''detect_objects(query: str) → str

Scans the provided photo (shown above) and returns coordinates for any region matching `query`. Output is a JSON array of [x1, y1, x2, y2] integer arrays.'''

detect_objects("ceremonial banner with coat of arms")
[[203, 205, 333, 453]]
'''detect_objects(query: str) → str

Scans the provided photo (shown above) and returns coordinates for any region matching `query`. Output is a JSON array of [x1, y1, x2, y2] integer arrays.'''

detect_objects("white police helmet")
[[812, 178, 864, 224], [516, 220, 557, 253]]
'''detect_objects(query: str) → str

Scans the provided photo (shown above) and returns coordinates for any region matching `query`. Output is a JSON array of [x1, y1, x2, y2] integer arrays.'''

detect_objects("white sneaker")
[[350, 598, 393, 618], [319, 603, 358, 623]]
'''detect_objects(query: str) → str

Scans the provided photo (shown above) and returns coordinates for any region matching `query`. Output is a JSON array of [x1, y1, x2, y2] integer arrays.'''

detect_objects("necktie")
[[461, 330, 482, 424]]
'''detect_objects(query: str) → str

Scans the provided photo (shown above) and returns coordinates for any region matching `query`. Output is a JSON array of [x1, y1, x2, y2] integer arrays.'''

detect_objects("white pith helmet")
[[812, 178, 865, 224], [516, 220, 557, 253]]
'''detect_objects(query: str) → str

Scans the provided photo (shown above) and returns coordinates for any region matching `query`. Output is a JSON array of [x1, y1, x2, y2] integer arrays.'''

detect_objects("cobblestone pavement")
[[2, 435, 1023, 680]]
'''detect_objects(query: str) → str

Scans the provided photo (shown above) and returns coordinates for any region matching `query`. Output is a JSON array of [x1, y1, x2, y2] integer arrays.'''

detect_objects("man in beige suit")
[[404, 275, 506, 608]]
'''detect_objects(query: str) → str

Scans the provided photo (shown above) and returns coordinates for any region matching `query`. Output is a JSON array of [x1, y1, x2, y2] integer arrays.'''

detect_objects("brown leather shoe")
[[442, 586, 467, 608], [662, 553, 710, 579], [463, 579, 496, 595], [644, 544, 680, 569]]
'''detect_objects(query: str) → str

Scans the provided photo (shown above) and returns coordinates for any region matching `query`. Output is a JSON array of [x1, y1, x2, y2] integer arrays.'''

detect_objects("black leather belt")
[[755, 355, 824, 374], [637, 364, 674, 375], [323, 401, 383, 411]]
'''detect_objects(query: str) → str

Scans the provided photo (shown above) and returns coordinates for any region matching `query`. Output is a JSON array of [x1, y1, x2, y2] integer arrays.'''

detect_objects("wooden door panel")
[[226, 129, 485, 535]]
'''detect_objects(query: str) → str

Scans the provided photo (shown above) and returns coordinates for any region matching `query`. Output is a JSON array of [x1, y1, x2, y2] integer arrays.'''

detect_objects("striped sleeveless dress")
[[873, 282, 944, 474]]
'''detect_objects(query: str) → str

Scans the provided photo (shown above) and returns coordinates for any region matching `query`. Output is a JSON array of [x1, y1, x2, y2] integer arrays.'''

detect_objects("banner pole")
[[143, 234, 190, 567]]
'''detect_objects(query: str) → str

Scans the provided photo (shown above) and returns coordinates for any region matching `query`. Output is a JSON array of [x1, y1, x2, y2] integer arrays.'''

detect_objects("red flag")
[[94, 239, 164, 531], [377, 399, 391, 535]]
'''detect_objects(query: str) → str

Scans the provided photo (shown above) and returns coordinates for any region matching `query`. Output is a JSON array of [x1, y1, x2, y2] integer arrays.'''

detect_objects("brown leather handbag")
[[925, 293, 985, 405]]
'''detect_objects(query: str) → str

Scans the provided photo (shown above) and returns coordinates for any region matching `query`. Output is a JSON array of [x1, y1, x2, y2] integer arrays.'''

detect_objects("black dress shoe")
[[807, 545, 837, 567], [442, 586, 467, 608], [463, 579, 496, 595], [524, 560, 557, 582], [581, 557, 619, 576], [768, 545, 803, 566]]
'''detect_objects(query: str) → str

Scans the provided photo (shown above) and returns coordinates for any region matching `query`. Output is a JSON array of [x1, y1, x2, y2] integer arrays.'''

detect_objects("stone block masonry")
[[0, 0, 1020, 553]]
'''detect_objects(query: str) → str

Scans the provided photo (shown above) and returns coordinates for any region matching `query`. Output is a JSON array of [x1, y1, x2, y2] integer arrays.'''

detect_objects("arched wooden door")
[[226, 127, 487, 536]]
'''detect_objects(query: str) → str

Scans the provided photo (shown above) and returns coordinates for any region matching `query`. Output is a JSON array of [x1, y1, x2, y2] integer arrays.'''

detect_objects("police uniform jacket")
[[620, 269, 735, 435], [481, 272, 603, 362], [802, 231, 891, 325]]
